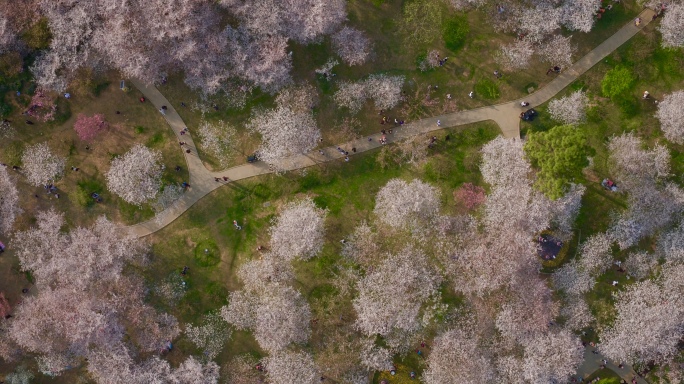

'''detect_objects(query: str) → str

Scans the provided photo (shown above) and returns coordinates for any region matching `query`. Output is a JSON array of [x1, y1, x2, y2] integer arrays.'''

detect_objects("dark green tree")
[[524, 125, 594, 199]]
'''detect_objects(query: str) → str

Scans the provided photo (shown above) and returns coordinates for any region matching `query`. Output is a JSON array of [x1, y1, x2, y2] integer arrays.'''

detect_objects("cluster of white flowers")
[[548, 90, 588, 125], [106, 144, 164, 206], [496, 39, 534, 71], [331, 26, 372, 66], [655, 90, 684, 144], [21, 143, 65, 187], [374, 178, 441, 229], [269, 198, 327, 261], [185, 313, 231, 360], [0, 119, 15, 139], [658, 2, 684, 48], [0, 166, 20, 235], [263, 351, 320, 384], [334, 74, 404, 113], [353, 246, 442, 336], [537, 34, 576, 68]]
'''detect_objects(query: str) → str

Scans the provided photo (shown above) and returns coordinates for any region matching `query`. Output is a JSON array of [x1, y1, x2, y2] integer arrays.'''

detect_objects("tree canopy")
[[524, 125, 594, 199], [601, 65, 635, 100]]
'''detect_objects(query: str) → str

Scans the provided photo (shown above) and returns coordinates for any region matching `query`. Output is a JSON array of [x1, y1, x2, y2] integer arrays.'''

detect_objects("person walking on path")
[[436, 120, 441, 127]]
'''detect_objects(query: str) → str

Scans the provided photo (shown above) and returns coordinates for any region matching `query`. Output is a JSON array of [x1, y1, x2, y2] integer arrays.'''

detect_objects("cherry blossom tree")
[[537, 34, 576, 68], [0, 166, 20, 235], [496, 39, 534, 71], [550, 183, 585, 240], [374, 179, 441, 229], [247, 106, 320, 166], [275, 84, 319, 113], [560, 0, 601, 33], [552, 262, 595, 295], [365, 74, 404, 110], [624, 251, 658, 279], [334, 81, 369, 113], [219, 0, 346, 44], [21, 143, 65, 187], [521, 329, 584, 383], [607, 132, 670, 190], [658, 2, 684, 48], [359, 341, 394, 372], [655, 90, 684, 144], [73, 113, 109, 142], [12, 210, 146, 290], [25, 89, 56, 122], [599, 263, 684, 365], [106, 144, 163, 206], [185, 313, 231, 360], [333, 74, 404, 113], [331, 26, 372, 66], [263, 351, 320, 384], [197, 119, 236, 168], [221, 283, 311, 353], [453, 182, 486, 211], [576, 233, 613, 276], [353, 246, 441, 336], [495, 275, 559, 342], [418, 49, 441, 71], [548, 90, 588, 125], [8, 210, 184, 379], [341, 221, 380, 266], [422, 328, 497, 384], [269, 198, 327, 261], [559, 295, 594, 331]]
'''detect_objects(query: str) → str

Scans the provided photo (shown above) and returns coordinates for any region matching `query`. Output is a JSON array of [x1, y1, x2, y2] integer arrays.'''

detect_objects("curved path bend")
[[127, 8, 654, 238]]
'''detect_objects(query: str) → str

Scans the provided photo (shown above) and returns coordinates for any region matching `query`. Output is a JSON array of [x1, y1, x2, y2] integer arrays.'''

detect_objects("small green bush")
[[601, 65, 635, 99], [442, 15, 469, 52], [134, 126, 145, 134], [474, 77, 500, 100]]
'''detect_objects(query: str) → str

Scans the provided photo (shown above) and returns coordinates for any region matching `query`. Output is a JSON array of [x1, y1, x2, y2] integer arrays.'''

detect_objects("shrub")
[[474, 78, 500, 100], [442, 15, 469, 52], [601, 65, 635, 100]]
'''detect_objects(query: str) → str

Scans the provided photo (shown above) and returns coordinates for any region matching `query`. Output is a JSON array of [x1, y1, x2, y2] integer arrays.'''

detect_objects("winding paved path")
[[127, 8, 654, 238]]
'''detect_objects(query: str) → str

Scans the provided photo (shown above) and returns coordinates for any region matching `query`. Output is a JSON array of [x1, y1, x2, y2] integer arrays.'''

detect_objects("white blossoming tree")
[[655, 90, 684, 144], [353, 247, 441, 336], [548, 90, 588, 125], [374, 178, 441, 229], [106, 144, 163, 206], [221, 283, 311, 353], [599, 263, 684, 365], [269, 198, 327, 261], [263, 351, 320, 384], [247, 106, 320, 166], [331, 26, 372, 66], [185, 313, 231, 360], [21, 143, 65, 187], [0, 166, 20, 235], [496, 40, 534, 71], [538, 34, 576, 68], [422, 328, 497, 384], [333, 74, 404, 113], [658, 2, 684, 48]]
